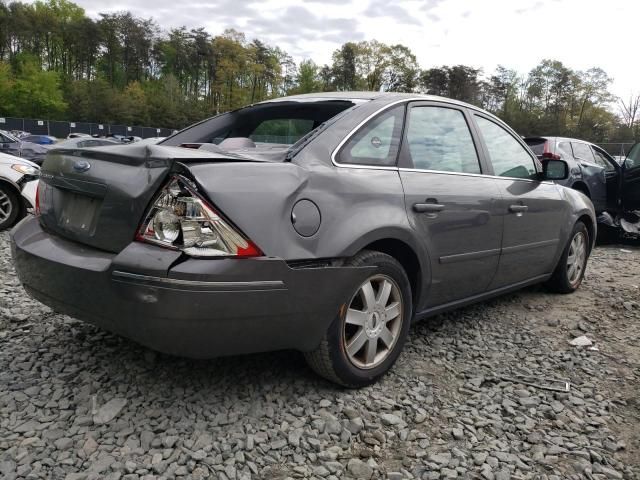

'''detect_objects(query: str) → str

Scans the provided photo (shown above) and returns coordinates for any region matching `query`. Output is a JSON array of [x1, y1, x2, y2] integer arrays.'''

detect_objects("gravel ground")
[[1, 230, 639, 480]]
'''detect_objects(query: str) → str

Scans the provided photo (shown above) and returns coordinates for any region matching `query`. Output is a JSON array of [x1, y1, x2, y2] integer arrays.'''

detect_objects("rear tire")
[[546, 221, 589, 293], [304, 250, 412, 387], [0, 184, 20, 231]]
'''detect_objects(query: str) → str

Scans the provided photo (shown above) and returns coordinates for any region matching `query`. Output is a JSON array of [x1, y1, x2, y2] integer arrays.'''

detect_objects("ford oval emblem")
[[73, 160, 91, 173]]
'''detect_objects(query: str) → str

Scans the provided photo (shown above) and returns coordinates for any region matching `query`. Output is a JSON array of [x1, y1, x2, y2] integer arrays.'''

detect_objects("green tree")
[[293, 59, 320, 94], [10, 54, 66, 118]]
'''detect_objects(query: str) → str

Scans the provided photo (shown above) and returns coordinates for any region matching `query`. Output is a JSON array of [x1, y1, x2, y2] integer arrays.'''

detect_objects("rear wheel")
[[546, 221, 589, 293], [304, 250, 412, 387], [0, 184, 20, 231]]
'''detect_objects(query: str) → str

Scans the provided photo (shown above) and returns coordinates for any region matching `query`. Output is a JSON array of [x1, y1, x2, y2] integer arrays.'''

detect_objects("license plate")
[[58, 191, 101, 234]]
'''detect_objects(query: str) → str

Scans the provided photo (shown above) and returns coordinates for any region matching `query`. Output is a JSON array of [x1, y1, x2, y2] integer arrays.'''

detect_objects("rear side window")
[[475, 116, 537, 179], [571, 142, 596, 163], [404, 106, 480, 174], [338, 105, 404, 166], [557, 142, 573, 160]]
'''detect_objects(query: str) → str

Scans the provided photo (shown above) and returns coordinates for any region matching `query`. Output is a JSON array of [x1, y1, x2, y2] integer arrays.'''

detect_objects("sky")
[[71, 0, 638, 99]]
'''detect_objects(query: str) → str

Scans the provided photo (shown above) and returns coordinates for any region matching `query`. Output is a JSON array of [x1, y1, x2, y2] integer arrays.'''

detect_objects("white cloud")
[[69, 0, 639, 98]]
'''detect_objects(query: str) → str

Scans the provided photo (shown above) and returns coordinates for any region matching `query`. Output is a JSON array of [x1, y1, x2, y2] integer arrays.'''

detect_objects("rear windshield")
[[524, 138, 547, 157], [162, 100, 356, 148]]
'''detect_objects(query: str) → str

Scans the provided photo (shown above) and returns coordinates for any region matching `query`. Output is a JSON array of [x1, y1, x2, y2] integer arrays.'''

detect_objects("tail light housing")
[[35, 182, 41, 216], [136, 175, 262, 258], [542, 141, 561, 160]]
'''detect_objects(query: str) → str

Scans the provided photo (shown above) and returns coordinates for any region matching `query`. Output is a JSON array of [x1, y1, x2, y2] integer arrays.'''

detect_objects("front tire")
[[546, 221, 589, 293], [304, 250, 412, 387], [0, 184, 20, 231]]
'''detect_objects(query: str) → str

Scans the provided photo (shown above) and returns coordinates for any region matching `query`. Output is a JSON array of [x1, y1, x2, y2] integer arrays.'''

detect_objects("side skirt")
[[413, 274, 551, 321]]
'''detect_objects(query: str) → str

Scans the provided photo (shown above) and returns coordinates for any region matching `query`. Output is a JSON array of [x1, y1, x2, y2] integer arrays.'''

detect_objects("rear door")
[[622, 143, 640, 210], [472, 113, 568, 289], [398, 102, 503, 307]]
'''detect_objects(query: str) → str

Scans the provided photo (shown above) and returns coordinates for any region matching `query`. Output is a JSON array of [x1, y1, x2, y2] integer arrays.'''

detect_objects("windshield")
[[162, 100, 357, 149]]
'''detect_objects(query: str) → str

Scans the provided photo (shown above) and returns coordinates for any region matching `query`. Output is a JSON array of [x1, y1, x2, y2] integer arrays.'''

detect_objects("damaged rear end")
[[11, 143, 370, 358]]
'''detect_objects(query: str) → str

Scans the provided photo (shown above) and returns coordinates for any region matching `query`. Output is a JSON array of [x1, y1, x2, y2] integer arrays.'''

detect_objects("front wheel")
[[304, 250, 412, 387], [546, 221, 590, 293], [0, 184, 21, 231]]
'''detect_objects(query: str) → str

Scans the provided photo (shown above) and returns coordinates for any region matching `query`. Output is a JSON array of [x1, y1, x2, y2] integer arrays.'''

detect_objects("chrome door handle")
[[413, 203, 445, 213], [509, 205, 529, 213]]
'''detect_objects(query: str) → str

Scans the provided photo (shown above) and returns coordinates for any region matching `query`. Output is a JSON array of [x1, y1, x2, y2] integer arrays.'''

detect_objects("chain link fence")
[[0, 116, 177, 139], [596, 143, 636, 158]]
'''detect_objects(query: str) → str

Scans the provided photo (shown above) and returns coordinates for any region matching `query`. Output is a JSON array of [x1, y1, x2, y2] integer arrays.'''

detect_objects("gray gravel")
[[1, 230, 639, 480]]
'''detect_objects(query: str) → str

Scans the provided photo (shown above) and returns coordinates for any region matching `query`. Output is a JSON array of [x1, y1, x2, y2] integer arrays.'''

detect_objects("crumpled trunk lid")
[[37, 144, 254, 253]]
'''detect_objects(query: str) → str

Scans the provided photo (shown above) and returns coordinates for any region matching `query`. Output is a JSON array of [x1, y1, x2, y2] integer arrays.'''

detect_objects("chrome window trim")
[[112, 271, 286, 291], [397, 167, 554, 184], [330, 97, 553, 185], [331, 97, 423, 168]]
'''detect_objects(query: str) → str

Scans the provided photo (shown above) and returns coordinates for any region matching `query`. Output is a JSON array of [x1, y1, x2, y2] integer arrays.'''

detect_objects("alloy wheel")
[[567, 231, 587, 285], [0, 189, 12, 223], [343, 274, 404, 369]]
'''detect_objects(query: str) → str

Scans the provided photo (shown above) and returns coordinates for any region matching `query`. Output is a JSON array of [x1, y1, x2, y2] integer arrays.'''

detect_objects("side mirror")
[[542, 159, 569, 180]]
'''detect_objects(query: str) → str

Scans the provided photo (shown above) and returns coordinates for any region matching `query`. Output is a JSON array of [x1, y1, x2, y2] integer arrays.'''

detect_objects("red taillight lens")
[[35, 182, 41, 216], [542, 141, 561, 160], [136, 175, 262, 258]]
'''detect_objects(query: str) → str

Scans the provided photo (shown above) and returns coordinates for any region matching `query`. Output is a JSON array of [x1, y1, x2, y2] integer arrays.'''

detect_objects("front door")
[[472, 114, 568, 289], [398, 102, 503, 308], [622, 143, 640, 210]]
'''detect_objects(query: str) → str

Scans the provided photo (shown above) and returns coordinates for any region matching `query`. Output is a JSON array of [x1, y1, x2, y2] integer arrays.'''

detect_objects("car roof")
[[257, 91, 490, 112], [524, 136, 597, 146]]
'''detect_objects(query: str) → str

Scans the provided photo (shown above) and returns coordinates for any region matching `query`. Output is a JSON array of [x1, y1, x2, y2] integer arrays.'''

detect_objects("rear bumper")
[[11, 217, 371, 358]]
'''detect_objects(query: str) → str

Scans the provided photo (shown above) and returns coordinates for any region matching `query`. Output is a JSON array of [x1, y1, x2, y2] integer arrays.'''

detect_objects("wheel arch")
[[571, 181, 590, 198], [577, 214, 595, 253], [352, 234, 426, 309], [0, 178, 26, 226]]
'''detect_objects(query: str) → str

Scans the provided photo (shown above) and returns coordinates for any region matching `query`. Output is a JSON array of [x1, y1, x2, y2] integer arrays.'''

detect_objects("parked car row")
[[0, 129, 165, 166]]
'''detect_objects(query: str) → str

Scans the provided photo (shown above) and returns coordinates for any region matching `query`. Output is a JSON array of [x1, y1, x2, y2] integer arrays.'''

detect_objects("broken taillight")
[[136, 175, 262, 258], [542, 141, 561, 160], [35, 182, 41, 216]]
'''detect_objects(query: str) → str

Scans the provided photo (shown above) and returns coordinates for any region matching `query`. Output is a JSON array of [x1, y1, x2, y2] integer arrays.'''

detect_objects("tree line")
[[0, 0, 637, 143]]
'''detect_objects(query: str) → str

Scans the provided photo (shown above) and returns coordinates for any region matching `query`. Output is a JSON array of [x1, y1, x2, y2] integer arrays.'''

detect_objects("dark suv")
[[524, 137, 615, 213]]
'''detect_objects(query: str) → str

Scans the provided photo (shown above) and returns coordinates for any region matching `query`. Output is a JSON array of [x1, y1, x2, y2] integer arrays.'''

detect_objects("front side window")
[[405, 106, 480, 174], [475, 116, 537, 179], [592, 147, 616, 172], [338, 105, 404, 166], [626, 143, 640, 169]]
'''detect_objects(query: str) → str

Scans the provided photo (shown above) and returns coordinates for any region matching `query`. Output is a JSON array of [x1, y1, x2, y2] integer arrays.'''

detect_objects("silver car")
[[11, 92, 595, 386], [0, 152, 38, 230]]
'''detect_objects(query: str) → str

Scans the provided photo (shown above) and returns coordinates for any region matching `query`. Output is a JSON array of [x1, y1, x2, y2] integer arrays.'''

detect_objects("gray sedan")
[[11, 92, 595, 386]]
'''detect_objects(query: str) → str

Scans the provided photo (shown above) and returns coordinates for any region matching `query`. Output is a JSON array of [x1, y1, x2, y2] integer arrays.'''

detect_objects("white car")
[[0, 152, 39, 230]]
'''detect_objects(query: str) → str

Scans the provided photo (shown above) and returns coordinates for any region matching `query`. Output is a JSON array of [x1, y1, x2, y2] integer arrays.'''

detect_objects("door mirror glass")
[[543, 159, 569, 180]]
